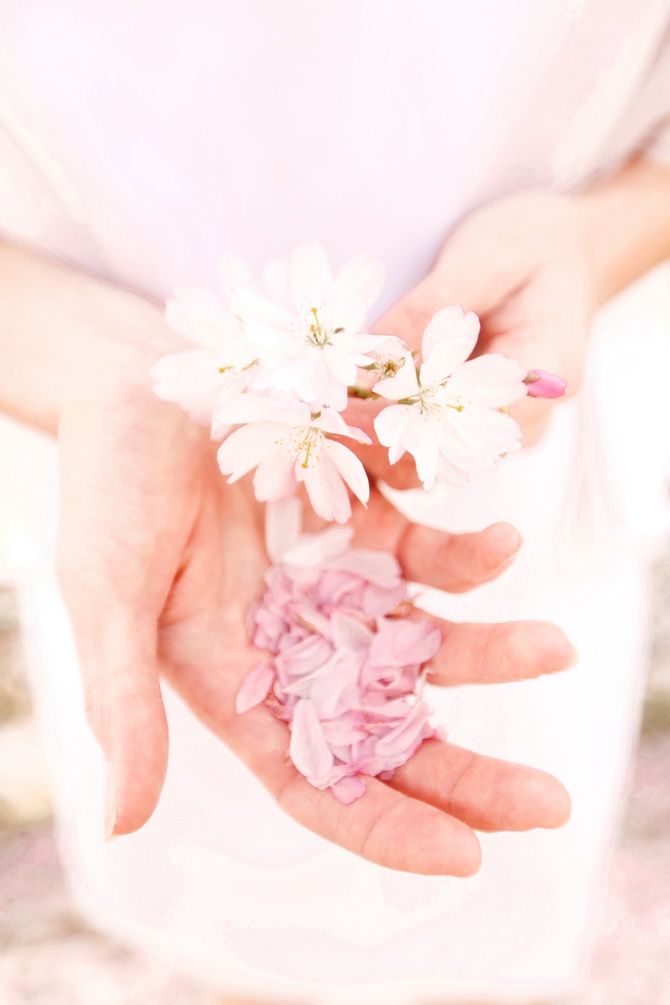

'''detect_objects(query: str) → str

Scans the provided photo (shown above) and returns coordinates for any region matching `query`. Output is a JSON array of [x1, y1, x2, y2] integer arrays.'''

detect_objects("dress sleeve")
[[637, 19, 670, 166]]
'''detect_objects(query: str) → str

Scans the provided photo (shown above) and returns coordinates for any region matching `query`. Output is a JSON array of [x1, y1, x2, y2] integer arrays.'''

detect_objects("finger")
[[396, 520, 523, 593], [389, 739, 571, 832], [480, 274, 587, 447], [56, 403, 179, 837], [277, 765, 482, 876], [57, 589, 169, 838], [225, 703, 482, 876], [167, 665, 482, 876], [424, 618, 576, 685], [485, 327, 568, 447]]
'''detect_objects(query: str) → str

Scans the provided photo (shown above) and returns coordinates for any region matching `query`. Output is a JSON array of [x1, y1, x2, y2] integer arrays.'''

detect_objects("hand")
[[57, 383, 573, 878], [349, 189, 598, 485]]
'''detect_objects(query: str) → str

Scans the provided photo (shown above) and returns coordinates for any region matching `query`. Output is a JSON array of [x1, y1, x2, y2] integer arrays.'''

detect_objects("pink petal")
[[330, 611, 374, 651], [369, 619, 442, 668], [277, 634, 334, 682], [289, 698, 334, 782], [374, 702, 432, 763], [235, 664, 275, 714], [325, 549, 402, 588], [330, 774, 367, 804], [282, 648, 353, 696]]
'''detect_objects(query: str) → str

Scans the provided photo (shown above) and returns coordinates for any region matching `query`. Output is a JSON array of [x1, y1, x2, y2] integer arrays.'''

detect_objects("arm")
[[0, 237, 176, 431], [580, 154, 670, 305]]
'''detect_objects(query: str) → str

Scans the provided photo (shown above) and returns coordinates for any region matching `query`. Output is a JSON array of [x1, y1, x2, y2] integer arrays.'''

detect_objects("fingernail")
[[104, 771, 118, 841], [485, 523, 523, 572]]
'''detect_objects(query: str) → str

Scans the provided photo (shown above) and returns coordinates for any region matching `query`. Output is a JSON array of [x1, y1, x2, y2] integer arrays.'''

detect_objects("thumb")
[[56, 575, 169, 838], [56, 402, 171, 837]]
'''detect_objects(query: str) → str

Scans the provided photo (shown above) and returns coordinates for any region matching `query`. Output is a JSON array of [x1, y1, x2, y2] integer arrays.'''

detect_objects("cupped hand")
[[57, 385, 573, 877], [349, 189, 598, 485]]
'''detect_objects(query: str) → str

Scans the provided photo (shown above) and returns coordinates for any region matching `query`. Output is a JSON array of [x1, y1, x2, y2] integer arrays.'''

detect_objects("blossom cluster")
[[235, 511, 441, 803], [150, 243, 561, 523]]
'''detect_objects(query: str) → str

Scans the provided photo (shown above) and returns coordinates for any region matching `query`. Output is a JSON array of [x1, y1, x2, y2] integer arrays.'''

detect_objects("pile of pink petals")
[[236, 508, 442, 804]]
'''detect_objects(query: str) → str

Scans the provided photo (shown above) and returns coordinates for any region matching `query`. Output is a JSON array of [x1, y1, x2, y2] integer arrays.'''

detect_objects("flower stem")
[[348, 385, 379, 400]]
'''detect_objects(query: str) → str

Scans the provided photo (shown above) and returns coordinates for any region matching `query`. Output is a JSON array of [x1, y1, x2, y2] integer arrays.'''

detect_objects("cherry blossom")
[[373, 305, 528, 490], [224, 242, 385, 410], [216, 402, 371, 524], [151, 247, 565, 521], [150, 286, 257, 426]]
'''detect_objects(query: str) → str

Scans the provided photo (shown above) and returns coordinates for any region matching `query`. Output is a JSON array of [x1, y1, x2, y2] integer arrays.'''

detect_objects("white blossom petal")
[[253, 452, 298, 501], [373, 351, 419, 400], [150, 349, 220, 421], [165, 287, 234, 349], [282, 524, 354, 567], [300, 453, 352, 524], [217, 422, 280, 481], [290, 242, 334, 309], [215, 394, 310, 427], [374, 404, 415, 464], [264, 497, 303, 564], [262, 258, 292, 309], [322, 344, 358, 388], [314, 409, 372, 444], [321, 438, 369, 502], [336, 253, 385, 311], [420, 306, 479, 382], [402, 420, 441, 490], [220, 254, 252, 293], [228, 285, 295, 332], [446, 354, 528, 408], [323, 440, 370, 505], [450, 405, 523, 457]]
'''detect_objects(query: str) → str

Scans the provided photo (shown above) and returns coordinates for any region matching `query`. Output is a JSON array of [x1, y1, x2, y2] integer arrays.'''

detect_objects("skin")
[[1, 155, 669, 884], [348, 156, 670, 485]]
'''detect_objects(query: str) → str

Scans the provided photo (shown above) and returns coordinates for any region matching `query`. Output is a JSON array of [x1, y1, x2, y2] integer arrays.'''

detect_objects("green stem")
[[348, 385, 380, 400]]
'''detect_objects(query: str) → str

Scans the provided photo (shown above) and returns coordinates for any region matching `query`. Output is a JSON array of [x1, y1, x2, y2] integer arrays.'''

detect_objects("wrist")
[[0, 238, 181, 434], [575, 155, 670, 306]]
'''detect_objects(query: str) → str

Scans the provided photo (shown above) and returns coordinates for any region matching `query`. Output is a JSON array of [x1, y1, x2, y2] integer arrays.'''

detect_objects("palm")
[[58, 389, 572, 876]]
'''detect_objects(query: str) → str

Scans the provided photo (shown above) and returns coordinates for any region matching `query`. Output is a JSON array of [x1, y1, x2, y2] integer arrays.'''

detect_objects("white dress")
[[2, 2, 670, 1002]]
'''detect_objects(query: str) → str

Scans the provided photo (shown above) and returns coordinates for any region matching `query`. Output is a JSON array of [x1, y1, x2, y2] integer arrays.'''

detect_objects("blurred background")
[[0, 415, 669, 1005]]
